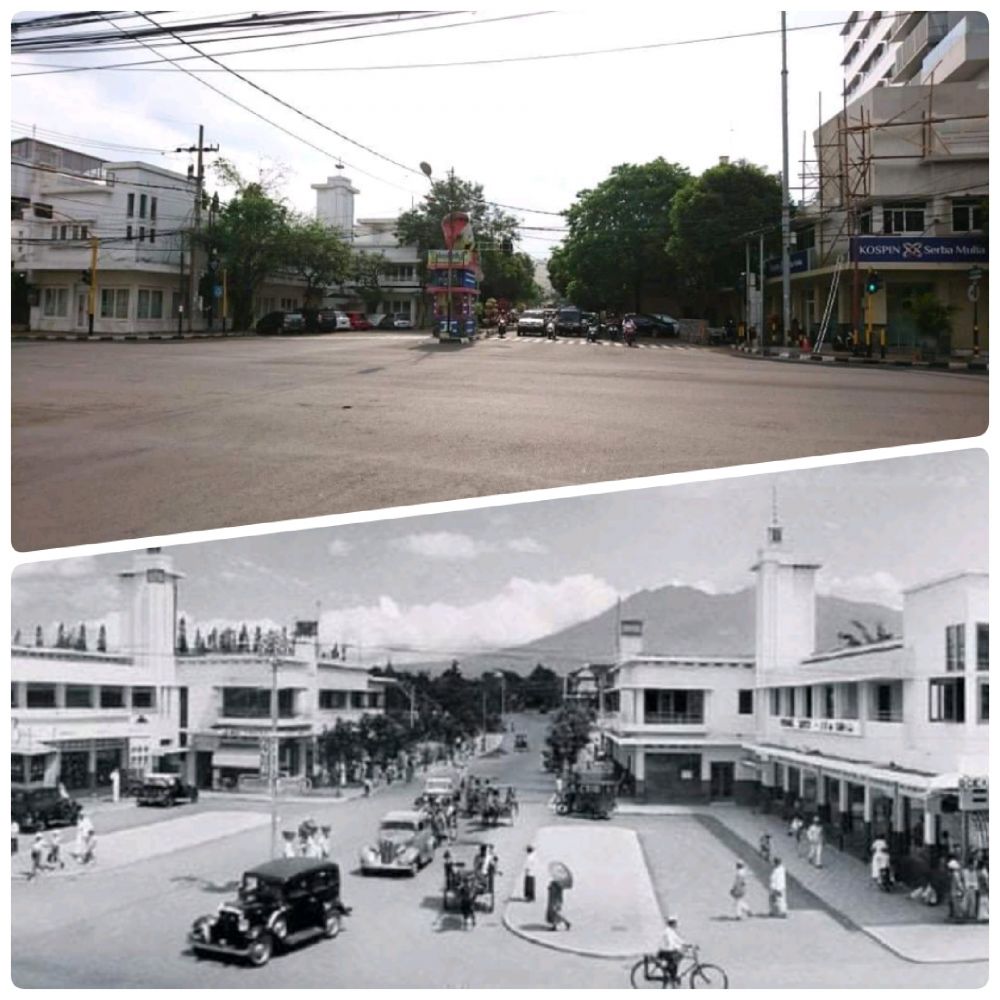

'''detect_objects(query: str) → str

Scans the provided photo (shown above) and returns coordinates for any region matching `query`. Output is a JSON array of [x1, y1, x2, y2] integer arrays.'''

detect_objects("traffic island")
[[502, 824, 662, 959]]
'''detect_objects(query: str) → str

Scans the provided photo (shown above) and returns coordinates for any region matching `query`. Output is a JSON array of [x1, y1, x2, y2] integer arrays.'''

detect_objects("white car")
[[393, 313, 414, 330], [517, 309, 547, 336]]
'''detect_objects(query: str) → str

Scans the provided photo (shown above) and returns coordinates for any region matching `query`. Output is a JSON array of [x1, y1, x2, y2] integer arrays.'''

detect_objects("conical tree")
[[75, 623, 88, 652], [35, 625, 44, 647], [177, 616, 189, 655], [97, 624, 108, 653], [238, 624, 250, 653]]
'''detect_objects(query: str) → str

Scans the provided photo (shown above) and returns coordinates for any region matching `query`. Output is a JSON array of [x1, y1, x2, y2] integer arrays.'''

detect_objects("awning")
[[10, 745, 55, 757]]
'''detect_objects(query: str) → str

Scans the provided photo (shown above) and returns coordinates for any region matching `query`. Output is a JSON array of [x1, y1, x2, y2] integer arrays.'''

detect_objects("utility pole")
[[780, 12, 792, 347], [758, 231, 765, 351], [175, 126, 219, 333], [87, 236, 98, 335]]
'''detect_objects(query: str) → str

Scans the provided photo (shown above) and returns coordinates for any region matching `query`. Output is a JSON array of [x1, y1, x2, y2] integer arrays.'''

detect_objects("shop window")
[[100, 288, 130, 319], [42, 287, 69, 317], [30, 756, 48, 782], [978, 681, 988, 723], [137, 289, 164, 320], [946, 624, 965, 672], [26, 684, 57, 709], [738, 689, 754, 715], [319, 690, 347, 710], [100, 686, 125, 709], [870, 682, 903, 722], [222, 687, 270, 718], [929, 677, 965, 723], [977, 623, 988, 671], [350, 691, 367, 710], [65, 685, 94, 709]]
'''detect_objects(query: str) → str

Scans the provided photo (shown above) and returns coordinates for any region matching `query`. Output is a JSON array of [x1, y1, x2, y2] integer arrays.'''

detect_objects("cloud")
[[393, 531, 492, 561], [327, 539, 353, 556], [818, 571, 904, 610], [319, 575, 618, 660], [506, 537, 547, 555], [13, 556, 104, 581]]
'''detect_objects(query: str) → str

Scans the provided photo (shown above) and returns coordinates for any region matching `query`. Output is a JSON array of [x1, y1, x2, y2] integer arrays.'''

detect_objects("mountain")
[[401, 584, 902, 678]]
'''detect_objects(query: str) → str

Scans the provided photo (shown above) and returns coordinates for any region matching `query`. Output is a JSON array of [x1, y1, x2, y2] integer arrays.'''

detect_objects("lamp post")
[[260, 630, 287, 858]]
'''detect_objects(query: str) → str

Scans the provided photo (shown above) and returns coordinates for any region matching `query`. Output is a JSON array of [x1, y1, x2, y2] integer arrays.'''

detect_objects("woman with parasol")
[[546, 861, 573, 931]]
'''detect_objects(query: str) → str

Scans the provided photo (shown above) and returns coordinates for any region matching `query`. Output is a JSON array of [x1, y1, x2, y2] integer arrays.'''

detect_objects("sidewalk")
[[502, 824, 662, 959], [731, 344, 988, 373], [619, 802, 988, 964], [11, 810, 269, 881]]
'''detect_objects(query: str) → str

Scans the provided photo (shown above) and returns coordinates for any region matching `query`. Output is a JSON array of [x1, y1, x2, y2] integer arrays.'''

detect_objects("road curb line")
[[500, 907, 637, 961]]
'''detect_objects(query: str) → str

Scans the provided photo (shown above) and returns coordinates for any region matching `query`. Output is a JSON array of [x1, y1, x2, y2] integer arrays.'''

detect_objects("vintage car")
[[11, 786, 82, 833], [514, 733, 529, 752], [360, 810, 436, 876], [137, 773, 200, 807], [422, 776, 456, 804], [188, 858, 347, 967]]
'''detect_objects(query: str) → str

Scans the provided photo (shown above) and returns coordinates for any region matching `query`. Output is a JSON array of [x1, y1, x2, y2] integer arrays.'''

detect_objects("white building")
[[597, 514, 988, 871], [11, 548, 386, 794]]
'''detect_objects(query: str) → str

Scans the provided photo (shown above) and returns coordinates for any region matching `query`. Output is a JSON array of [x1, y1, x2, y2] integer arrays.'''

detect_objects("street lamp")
[[260, 629, 289, 858]]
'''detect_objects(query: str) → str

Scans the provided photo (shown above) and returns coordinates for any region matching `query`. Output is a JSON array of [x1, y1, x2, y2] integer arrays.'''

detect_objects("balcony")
[[643, 712, 706, 726], [919, 14, 989, 86], [892, 13, 951, 83]]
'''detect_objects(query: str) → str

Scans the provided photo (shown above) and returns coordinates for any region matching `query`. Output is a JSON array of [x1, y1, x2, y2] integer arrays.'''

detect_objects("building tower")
[[313, 173, 359, 239], [752, 495, 820, 680]]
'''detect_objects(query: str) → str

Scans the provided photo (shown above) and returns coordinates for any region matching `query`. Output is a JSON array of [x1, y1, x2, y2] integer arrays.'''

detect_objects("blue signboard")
[[851, 236, 988, 264], [764, 250, 810, 278]]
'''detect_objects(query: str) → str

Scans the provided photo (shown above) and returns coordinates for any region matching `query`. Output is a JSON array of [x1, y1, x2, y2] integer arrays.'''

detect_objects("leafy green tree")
[[668, 159, 782, 314], [544, 702, 594, 773], [551, 159, 691, 312], [284, 215, 353, 307], [351, 250, 389, 313], [205, 159, 293, 330], [908, 291, 956, 354]]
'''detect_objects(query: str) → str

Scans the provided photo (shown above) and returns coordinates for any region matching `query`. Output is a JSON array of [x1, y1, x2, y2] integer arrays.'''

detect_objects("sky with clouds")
[[12, 449, 987, 663], [9, 5, 848, 259]]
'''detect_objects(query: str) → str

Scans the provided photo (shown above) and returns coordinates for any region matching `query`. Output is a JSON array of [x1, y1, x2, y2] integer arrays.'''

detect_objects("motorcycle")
[[497, 320, 506, 339]]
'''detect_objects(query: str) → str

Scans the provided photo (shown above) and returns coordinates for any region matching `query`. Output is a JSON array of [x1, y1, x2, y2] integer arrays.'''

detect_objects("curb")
[[731, 347, 988, 373], [857, 926, 990, 966], [500, 906, 636, 962]]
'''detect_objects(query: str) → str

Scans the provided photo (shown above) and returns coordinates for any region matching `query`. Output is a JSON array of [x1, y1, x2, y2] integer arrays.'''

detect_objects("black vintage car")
[[136, 773, 199, 807], [189, 858, 348, 967], [11, 787, 82, 833]]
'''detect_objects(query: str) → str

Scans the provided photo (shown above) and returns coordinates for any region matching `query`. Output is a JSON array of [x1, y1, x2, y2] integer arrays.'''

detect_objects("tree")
[[35, 625, 44, 647], [194, 629, 207, 655], [205, 159, 294, 330], [253, 625, 262, 654], [668, 159, 782, 316], [285, 214, 352, 308], [97, 624, 107, 653], [238, 624, 250, 654], [544, 702, 594, 773], [176, 617, 189, 655], [395, 172, 535, 310], [351, 250, 389, 313], [908, 291, 957, 355], [74, 623, 88, 652], [13, 629, 21, 646], [56, 623, 67, 649], [551, 159, 691, 312]]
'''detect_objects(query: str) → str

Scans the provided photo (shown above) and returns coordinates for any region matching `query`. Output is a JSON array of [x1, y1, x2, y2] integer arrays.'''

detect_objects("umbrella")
[[548, 860, 573, 888]]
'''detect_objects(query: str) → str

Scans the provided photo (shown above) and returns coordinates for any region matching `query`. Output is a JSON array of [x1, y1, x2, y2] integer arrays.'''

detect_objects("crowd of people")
[[17, 811, 97, 880]]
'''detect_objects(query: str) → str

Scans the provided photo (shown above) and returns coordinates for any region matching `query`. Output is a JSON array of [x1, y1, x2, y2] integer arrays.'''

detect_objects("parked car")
[[514, 734, 529, 752], [516, 309, 547, 336], [137, 773, 200, 807], [255, 311, 306, 335], [421, 776, 455, 805], [188, 858, 347, 967], [347, 312, 372, 331], [11, 787, 82, 833], [303, 309, 346, 333], [653, 314, 680, 335], [392, 313, 414, 329], [360, 810, 436, 875]]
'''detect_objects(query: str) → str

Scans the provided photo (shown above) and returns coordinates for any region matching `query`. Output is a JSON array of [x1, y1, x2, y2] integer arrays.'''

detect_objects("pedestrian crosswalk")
[[503, 337, 697, 351]]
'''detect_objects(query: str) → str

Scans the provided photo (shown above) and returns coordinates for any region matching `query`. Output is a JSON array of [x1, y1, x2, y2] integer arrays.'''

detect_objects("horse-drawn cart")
[[442, 858, 495, 914]]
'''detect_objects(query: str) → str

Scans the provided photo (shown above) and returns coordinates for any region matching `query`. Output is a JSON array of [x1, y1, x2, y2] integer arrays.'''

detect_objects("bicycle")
[[630, 946, 728, 989]]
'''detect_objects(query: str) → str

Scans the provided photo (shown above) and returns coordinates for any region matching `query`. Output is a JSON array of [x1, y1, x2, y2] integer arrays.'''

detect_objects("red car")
[[347, 312, 372, 331]]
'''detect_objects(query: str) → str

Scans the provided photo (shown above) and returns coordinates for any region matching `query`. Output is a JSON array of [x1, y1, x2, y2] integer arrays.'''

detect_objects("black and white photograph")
[[9, 448, 988, 988]]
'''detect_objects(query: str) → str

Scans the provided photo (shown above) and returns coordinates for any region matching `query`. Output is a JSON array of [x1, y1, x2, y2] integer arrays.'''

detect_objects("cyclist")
[[657, 914, 688, 984]]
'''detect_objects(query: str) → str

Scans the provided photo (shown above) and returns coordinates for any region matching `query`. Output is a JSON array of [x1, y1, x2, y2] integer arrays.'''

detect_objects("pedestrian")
[[768, 857, 788, 918], [363, 776, 372, 797], [623, 315, 637, 347], [459, 875, 477, 929], [46, 830, 65, 870], [806, 817, 824, 868], [975, 856, 989, 922], [27, 833, 46, 880], [76, 828, 96, 866], [546, 878, 571, 930], [523, 846, 537, 902], [11, 819, 19, 856], [788, 813, 804, 853], [758, 831, 772, 862], [318, 825, 331, 859], [281, 831, 298, 859], [730, 860, 752, 919], [947, 856, 966, 921], [870, 835, 890, 886], [78, 810, 94, 840], [546, 318, 557, 341]]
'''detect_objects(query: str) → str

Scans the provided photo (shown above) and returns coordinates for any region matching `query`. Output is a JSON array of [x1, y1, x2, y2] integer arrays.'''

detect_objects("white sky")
[[12, 449, 988, 663], [9, 5, 849, 258]]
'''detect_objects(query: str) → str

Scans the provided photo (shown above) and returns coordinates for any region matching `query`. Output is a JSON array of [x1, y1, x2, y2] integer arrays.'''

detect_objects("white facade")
[[11, 548, 385, 793]]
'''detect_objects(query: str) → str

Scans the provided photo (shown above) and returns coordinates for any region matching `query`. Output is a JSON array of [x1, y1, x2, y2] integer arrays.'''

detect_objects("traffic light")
[[80, 269, 92, 285], [865, 271, 881, 294]]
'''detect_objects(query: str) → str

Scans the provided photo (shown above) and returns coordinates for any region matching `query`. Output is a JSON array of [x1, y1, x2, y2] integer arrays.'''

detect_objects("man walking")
[[769, 857, 788, 918], [806, 817, 824, 868], [730, 860, 752, 919], [523, 845, 537, 902]]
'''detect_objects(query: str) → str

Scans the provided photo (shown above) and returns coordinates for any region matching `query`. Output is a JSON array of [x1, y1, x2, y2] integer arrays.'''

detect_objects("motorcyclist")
[[497, 314, 507, 338]]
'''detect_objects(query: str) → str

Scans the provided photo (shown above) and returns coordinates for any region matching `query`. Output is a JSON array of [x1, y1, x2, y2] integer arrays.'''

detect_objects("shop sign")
[[764, 249, 810, 278], [427, 249, 475, 268], [851, 236, 988, 264], [778, 717, 860, 735], [958, 774, 988, 810]]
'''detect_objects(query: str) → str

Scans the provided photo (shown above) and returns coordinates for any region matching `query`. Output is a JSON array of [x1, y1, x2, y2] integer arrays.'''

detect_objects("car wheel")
[[271, 916, 288, 941], [248, 933, 273, 967], [323, 912, 342, 939]]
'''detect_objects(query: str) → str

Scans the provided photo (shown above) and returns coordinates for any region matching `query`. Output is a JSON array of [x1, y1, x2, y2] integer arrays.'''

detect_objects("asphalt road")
[[11, 334, 988, 550], [10, 714, 985, 989]]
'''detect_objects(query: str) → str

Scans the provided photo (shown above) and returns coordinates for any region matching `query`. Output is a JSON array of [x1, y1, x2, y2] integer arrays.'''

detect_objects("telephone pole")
[[175, 126, 219, 332], [780, 12, 792, 347]]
